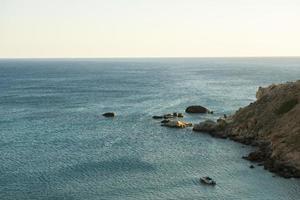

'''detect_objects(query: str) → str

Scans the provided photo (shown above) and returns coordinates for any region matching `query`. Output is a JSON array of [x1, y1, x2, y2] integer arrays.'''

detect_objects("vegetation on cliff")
[[194, 80, 300, 178]]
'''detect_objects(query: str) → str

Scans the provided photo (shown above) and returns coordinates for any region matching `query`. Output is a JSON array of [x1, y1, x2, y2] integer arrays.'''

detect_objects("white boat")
[[200, 176, 216, 185]]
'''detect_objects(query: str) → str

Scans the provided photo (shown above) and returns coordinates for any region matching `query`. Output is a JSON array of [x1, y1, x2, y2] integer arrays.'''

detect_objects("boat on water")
[[200, 176, 216, 185]]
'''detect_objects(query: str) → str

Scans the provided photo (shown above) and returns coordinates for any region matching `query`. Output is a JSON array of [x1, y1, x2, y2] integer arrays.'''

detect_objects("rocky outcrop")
[[222, 80, 300, 178], [164, 114, 175, 119], [191, 81, 300, 178], [153, 113, 184, 120], [162, 120, 192, 128], [161, 119, 170, 124], [103, 112, 115, 117], [193, 120, 217, 133], [193, 119, 227, 138], [177, 113, 184, 118], [185, 105, 212, 114]]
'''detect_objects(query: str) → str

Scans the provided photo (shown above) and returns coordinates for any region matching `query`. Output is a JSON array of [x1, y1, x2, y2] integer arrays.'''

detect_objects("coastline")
[[193, 80, 300, 178]]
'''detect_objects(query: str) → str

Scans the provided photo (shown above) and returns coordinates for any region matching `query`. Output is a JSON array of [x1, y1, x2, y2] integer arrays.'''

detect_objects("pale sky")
[[0, 0, 300, 58]]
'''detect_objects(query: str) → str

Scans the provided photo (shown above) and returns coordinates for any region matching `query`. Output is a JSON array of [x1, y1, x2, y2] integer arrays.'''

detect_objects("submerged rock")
[[178, 113, 184, 118], [102, 112, 115, 117], [161, 119, 170, 124], [153, 112, 184, 120], [152, 115, 164, 119], [185, 105, 212, 114], [164, 114, 174, 119]]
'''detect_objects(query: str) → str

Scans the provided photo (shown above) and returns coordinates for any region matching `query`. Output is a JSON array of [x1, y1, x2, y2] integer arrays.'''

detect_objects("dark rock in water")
[[241, 142, 300, 178], [250, 165, 255, 169], [178, 113, 184, 118], [164, 114, 174, 119], [152, 115, 164, 119], [173, 112, 178, 117], [185, 105, 208, 113], [103, 112, 115, 117], [243, 151, 267, 162], [161, 119, 170, 124], [185, 105, 211, 113], [263, 159, 300, 178]]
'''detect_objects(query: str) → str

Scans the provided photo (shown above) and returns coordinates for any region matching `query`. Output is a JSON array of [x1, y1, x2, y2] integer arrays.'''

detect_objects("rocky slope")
[[194, 80, 300, 178]]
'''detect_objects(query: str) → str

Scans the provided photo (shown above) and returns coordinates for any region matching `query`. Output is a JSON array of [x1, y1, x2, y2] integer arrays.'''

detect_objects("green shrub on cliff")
[[275, 99, 298, 115]]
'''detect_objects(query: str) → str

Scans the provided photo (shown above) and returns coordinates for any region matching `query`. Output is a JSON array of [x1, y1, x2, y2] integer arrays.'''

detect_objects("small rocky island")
[[103, 112, 115, 117], [193, 80, 300, 178]]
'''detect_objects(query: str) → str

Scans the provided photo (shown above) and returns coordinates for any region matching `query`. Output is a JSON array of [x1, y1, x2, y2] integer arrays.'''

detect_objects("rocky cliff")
[[194, 80, 300, 178]]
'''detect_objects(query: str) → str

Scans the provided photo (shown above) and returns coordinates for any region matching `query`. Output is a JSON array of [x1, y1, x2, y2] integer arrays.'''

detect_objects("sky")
[[0, 0, 300, 58]]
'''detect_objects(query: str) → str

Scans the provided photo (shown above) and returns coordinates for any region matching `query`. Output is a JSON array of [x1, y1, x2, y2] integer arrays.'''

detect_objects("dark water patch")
[[14, 111, 63, 122], [0, 157, 156, 199], [11, 85, 140, 96], [0, 119, 15, 125], [56, 157, 156, 178], [0, 95, 67, 107]]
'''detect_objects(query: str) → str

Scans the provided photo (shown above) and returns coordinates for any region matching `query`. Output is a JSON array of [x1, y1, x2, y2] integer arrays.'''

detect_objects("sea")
[[1, 57, 300, 200]]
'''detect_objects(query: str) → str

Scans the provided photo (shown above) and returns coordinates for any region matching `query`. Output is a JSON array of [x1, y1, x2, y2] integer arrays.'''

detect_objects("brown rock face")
[[223, 80, 300, 178], [162, 120, 192, 128], [193, 120, 217, 133]]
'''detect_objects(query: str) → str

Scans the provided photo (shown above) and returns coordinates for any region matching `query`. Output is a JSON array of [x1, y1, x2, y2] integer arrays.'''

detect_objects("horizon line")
[[1, 56, 300, 60]]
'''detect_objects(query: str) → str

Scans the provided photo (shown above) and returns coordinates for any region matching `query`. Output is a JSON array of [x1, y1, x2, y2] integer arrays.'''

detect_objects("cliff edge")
[[225, 80, 300, 177], [194, 80, 300, 178]]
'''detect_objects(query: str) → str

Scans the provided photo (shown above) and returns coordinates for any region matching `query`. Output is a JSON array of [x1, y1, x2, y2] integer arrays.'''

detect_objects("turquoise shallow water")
[[1, 58, 300, 200]]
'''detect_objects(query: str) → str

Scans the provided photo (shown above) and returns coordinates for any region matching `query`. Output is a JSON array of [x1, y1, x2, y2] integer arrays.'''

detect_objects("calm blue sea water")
[[1, 58, 300, 200]]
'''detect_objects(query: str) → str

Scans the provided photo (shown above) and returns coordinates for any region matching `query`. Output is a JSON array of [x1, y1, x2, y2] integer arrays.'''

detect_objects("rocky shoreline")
[[149, 81, 300, 178], [193, 80, 300, 178]]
